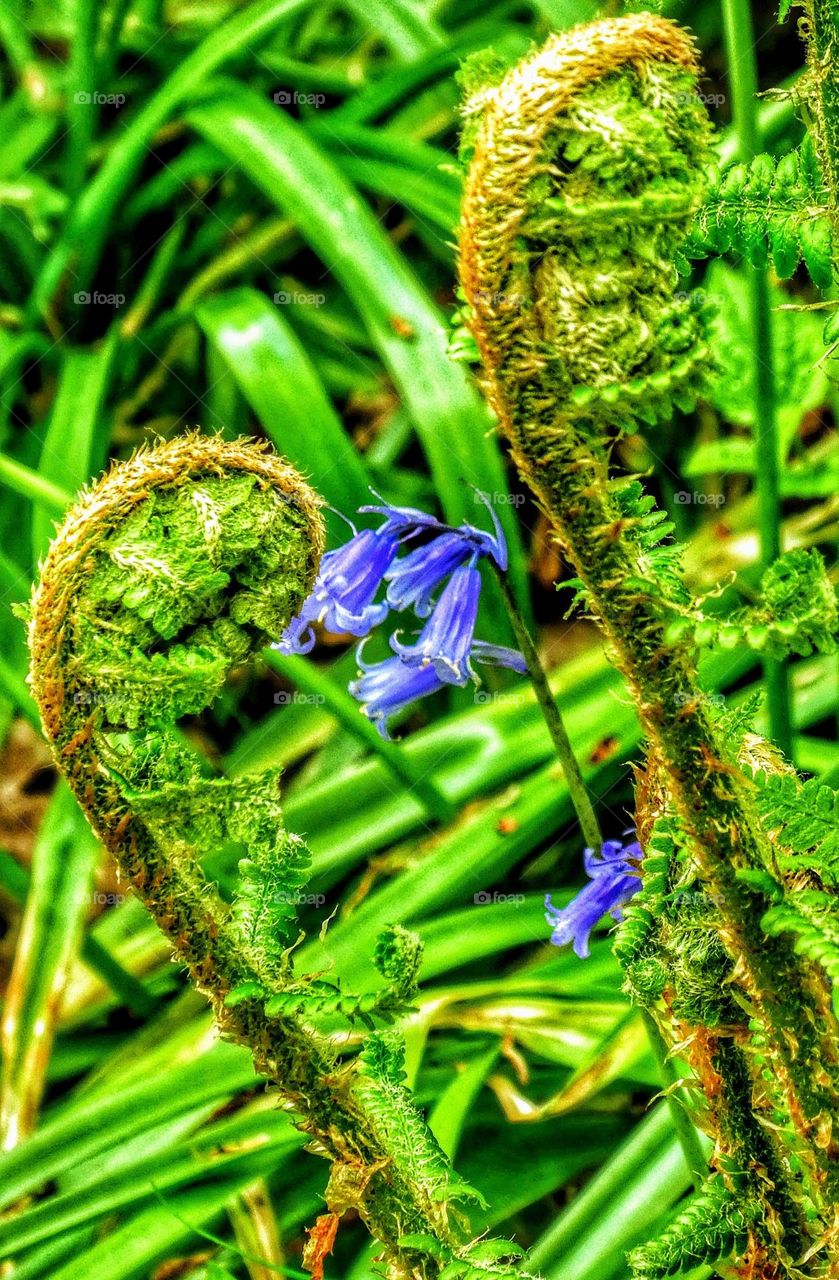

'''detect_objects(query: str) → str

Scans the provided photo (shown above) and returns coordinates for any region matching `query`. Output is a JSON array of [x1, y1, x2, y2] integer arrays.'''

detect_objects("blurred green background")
[[0, 2, 836, 1278]]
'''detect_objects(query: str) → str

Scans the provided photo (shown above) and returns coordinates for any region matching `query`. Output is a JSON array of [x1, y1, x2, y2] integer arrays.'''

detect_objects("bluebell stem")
[[545, 839, 642, 958]]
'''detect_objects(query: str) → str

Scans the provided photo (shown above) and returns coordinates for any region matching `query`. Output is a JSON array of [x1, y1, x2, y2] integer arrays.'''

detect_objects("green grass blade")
[[185, 85, 531, 626], [0, 783, 100, 1149], [194, 287, 372, 527]]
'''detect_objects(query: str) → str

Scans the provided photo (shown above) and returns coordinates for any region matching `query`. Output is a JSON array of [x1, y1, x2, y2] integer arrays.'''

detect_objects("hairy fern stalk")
[[459, 15, 839, 1278], [26, 434, 531, 1280]]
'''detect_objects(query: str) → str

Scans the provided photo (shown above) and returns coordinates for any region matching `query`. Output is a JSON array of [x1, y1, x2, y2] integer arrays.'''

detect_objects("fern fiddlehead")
[[26, 433, 532, 1280], [459, 15, 839, 1274]]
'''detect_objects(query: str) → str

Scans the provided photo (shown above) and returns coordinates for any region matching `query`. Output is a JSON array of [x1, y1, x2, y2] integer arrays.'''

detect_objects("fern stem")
[[26, 435, 520, 1280], [806, 0, 839, 215], [721, 0, 793, 761], [458, 16, 839, 1259], [493, 567, 602, 852]]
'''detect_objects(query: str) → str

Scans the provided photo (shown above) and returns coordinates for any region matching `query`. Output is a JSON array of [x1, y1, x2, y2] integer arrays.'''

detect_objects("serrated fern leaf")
[[612, 481, 690, 607], [668, 549, 838, 662], [229, 781, 312, 978], [687, 145, 834, 289], [436, 1237, 534, 1280], [761, 893, 839, 999], [755, 772, 839, 884], [373, 923, 424, 1001], [614, 816, 674, 1005], [356, 1032, 486, 1217], [629, 1178, 757, 1277]]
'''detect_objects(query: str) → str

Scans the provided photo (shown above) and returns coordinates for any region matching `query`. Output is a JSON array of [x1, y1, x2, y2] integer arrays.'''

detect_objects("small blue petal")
[[391, 562, 481, 685], [545, 838, 642, 958], [468, 491, 508, 571], [471, 641, 528, 675], [349, 648, 446, 739]]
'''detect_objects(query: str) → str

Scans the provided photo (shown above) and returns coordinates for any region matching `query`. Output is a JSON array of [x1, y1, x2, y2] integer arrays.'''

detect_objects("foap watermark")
[[92, 890, 126, 907], [673, 289, 723, 310], [674, 690, 726, 710], [74, 90, 126, 108], [274, 892, 327, 907], [473, 288, 524, 308], [473, 689, 528, 707], [674, 490, 725, 507], [673, 89, 726, 109], [273, 691, 326, 706], [475, 490, 524, 509], [473, 890, 525, 906], [74, 291, 126, 308], [274, 289, 325, 307], [73, 687, 135, 713], [274, 90, 326, 108]]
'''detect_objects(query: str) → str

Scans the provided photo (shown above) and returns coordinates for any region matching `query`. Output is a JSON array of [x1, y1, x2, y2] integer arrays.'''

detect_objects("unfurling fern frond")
[[666, 549, 838, 662], [629, 1177, 757, 1278], [687, 144, 834, 288], [356, 1032, 487, 1217], [755, 772, 839, 885]]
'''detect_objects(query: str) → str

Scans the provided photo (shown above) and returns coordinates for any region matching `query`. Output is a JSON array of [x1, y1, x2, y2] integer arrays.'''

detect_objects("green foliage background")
[[0, 1, 836, 1278]]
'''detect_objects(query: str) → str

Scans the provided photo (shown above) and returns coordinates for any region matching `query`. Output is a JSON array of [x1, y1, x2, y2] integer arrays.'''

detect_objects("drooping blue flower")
[[275, 525, 400, 654], [351, 637, 528, 738], [545, 838, 642, 959], [381, 498, 507, 617], [384, 531, 479, 618], [349, 650, 447, 738], [391, 562, 481, 684], [277, 494, 511, 657]]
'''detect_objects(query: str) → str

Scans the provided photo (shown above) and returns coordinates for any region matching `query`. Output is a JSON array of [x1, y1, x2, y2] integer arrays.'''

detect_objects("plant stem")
[[66, 0, 99, 200], [493, 568, 603, 852], [639, 1010, 707, 1190], [721, 0, 793, 760], [806, 2, 839, 214]]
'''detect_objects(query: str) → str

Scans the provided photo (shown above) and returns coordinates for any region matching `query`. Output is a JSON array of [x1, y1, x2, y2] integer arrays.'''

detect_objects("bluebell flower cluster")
[[545, 838, 642, 958], [275, 496, 525, 737]]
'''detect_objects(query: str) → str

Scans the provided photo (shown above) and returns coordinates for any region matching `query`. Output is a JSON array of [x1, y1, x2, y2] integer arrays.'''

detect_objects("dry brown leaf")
[[302, 1212, 340, 1280]]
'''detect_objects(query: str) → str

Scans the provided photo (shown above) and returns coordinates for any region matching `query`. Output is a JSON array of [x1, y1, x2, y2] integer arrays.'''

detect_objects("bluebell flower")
[[545, 838, 642, 958], [382, 497, 507, 618], [277, 494, 510, 656], [351, 637, 528, 738], [384, 532, 479, 617], [391, 562, 481, 684], [275, 525, 400, 654]]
